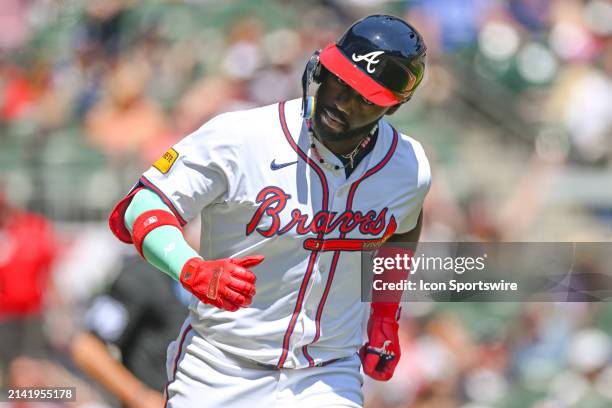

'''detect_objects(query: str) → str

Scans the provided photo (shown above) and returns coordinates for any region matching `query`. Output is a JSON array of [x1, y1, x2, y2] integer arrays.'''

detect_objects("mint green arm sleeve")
[[124, 189, 201, 281]]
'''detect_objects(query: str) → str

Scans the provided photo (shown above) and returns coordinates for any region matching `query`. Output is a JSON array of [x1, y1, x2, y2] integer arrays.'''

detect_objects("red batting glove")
[[180, 255, 264, 312], [359, 303, 401, 381]]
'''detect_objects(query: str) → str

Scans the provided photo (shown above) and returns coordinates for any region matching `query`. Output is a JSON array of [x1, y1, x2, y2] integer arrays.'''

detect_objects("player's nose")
[[335, 88, 360, 116]]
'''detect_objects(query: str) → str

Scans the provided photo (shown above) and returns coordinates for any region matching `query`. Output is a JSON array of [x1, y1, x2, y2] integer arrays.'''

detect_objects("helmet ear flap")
[[312, 61, 322, 84], [301, 50, 322, 117]]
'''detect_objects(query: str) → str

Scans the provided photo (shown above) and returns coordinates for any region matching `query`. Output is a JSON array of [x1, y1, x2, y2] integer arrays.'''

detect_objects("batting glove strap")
[[360, 312, 401, 381]]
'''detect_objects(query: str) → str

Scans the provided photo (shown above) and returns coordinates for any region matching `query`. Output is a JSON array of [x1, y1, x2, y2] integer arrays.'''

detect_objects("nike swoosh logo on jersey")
[[270, 159, 298, 170]]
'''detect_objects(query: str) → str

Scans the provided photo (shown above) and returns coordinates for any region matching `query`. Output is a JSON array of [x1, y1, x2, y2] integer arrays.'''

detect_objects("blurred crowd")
[[0, 0, 611, 407]]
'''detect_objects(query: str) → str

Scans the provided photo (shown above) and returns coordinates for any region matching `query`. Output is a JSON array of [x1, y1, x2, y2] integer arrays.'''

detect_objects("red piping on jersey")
[[276, 101, 330, 368], [302, 220, 397, 251], [164, 323, 192, 408], [302, 127, 399, 366], [139, 175, 188, 226]]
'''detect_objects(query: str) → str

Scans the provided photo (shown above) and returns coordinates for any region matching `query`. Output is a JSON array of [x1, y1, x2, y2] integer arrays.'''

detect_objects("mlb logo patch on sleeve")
[[153, 147, 179, 174]]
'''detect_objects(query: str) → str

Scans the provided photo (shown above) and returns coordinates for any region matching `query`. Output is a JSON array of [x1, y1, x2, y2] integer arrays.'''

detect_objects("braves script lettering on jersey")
[[137, 98, 430, 374]]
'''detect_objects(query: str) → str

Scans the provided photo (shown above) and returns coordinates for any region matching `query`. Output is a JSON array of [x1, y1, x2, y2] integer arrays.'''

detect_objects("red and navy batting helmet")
[[302, 14, 427, 113]]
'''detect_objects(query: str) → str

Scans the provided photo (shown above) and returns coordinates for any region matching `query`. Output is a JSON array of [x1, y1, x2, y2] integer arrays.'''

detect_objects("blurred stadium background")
[[0, 0, 611, 407]]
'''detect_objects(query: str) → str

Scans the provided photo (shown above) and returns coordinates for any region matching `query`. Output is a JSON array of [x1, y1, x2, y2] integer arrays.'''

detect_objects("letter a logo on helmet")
[[314, 15, 427, 107], [351, 51, 385, 73]]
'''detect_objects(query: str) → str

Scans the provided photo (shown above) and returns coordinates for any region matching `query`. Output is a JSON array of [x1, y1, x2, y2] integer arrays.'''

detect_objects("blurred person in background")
[[85, 56, 172, 178], [1, 220, 199, 407], [546, 38, 612, 166], [67, 220, 198, 408], [0, 185, 58, 393], [0, 185, 109, 406], [70, 255, 188, 408]]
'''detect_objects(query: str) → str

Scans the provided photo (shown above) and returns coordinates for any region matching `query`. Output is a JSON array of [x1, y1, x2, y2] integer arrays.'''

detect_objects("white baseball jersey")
[[139, 98, 430, 369]]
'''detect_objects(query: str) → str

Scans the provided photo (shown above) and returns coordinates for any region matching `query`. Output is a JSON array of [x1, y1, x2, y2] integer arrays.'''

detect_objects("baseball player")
[[109, 14, 430, 407]]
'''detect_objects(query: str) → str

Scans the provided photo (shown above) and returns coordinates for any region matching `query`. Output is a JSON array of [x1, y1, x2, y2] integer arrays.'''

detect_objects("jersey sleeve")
[[395, 138, 432, 234], [140, 113, 239, 223]]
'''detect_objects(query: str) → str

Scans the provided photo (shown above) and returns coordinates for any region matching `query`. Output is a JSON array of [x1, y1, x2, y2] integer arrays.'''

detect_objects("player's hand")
[[359, 306, 401, 381], [180, 255, 264, 312]]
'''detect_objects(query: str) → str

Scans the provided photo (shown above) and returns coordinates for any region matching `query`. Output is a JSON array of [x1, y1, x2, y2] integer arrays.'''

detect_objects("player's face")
[[313, 69, 393, 143]]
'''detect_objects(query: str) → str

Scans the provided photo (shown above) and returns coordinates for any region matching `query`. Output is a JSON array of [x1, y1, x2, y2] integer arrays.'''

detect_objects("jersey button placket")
[[298, 209, 329, 358]]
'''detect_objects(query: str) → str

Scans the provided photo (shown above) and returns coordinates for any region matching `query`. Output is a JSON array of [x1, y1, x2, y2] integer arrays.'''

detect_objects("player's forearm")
[[122, 189, 262, 312], [140, 226, 199, 280], [124, 189, 201, 281], [372, 210, 423, 311]]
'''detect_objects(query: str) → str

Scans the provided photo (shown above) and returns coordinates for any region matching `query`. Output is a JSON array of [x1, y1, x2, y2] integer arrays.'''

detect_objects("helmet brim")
[[319, 43, 402, 107]]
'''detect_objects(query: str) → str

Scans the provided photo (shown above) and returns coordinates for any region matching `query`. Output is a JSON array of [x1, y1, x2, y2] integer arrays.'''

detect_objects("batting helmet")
[[302, 15, 427, 113]]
